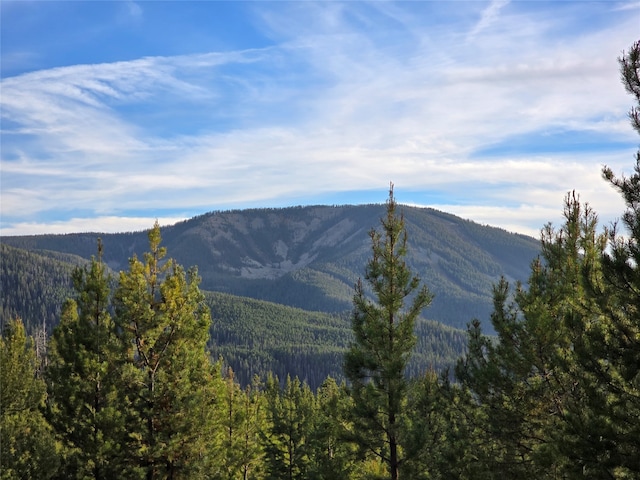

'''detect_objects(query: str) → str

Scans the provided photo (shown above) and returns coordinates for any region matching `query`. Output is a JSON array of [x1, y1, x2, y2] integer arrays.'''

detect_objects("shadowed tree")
[[46, 242, 125, 479], [580, 39, 640, 476]]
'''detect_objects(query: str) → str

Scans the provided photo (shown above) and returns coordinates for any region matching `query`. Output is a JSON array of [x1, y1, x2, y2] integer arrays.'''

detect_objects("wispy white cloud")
[[126, 1, 142, 19], [1, 1, 637, 237], [1, 216, 185, 237], [468, 0, 510, 39], [613, 1, 640, 12]]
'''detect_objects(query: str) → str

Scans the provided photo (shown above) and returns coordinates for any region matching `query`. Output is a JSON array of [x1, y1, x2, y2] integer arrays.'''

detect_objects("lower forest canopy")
[[1, 40, 639, 479]]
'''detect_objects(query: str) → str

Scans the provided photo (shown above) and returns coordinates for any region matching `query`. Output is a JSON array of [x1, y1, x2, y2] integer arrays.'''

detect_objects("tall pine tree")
[[456, 194, 604, 478], [580, 39, 640, 476], [46, 242, 125, 479], [343, 185, 432, 480], [113, 222, 221, 479]]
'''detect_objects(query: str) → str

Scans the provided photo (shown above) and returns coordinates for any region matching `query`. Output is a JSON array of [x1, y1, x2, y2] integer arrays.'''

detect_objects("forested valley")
[[1, 42, 639, 479]]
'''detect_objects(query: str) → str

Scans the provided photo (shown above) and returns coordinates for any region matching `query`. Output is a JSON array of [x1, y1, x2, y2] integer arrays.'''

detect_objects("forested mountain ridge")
[[0, 244, 84, 333], [0, 240, 468, 388], [1, 204, 537, 386], [206, 290, 468, 387], [1, 203, 540, 331]]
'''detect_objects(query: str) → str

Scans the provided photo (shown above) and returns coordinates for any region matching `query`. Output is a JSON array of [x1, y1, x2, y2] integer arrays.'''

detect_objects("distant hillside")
[[0, 242, 469, 389], [0, 244, 82, 333], [206, 291, 468, 388], [1, 204, 540, 387], [2, 204, 540, 332]]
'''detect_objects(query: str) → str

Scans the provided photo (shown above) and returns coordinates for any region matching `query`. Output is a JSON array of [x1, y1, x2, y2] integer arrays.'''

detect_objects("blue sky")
[[1, 1, 638, 237]]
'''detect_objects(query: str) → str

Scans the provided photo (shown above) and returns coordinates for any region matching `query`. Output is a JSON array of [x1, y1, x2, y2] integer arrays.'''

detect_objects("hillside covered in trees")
[[1, 41, 639, 479], [0, 242, 469, 387], [1, 202, 540, 332], [1, 197, 538, 386]]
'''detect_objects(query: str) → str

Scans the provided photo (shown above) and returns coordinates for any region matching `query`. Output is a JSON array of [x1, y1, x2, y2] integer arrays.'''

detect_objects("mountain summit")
[[2, 204, 540, 332]]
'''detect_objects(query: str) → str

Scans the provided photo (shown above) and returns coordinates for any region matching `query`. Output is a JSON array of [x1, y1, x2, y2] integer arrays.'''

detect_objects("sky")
[[1, 1, 639, 238]]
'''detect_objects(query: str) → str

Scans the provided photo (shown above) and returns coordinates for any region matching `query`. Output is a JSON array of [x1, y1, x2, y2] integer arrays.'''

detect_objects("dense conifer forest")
[[1, 41, 639, 479], [0, 245, 468, 390]]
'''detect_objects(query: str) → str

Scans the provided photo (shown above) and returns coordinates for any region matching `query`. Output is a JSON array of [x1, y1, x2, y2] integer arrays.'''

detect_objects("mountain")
[[2, 204, 540, 331], [0, 238, 470, 387], [1, 204, 540, 386]]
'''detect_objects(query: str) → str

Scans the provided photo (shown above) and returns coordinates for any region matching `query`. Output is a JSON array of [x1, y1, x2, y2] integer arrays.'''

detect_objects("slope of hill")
[[2, 204, 540, 331], [0, 242, 469, 389], [207, 291, 469, 388], [0, 244, 83, 333], [1, 204, 540, 387]]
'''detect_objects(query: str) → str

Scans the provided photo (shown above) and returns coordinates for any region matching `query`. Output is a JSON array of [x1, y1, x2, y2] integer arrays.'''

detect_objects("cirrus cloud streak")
[[1, 1, 638, 237]]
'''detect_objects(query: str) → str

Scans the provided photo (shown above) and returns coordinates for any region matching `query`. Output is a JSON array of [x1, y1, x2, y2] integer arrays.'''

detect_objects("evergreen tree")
[[308, 377, 356, 480], [218, 369, 266, 480], [262, 374, 316, 480], [578, 39, 640, 476], [1, 318, 60, 479], [46, 242, 125, 479], [456, 194, 606, 478], [343, 185, 433, 480], [113, 222, 220, 479]]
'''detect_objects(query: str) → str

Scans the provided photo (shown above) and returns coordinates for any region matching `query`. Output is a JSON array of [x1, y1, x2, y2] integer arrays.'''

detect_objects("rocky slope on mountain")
[[2, 204, 540, 332]]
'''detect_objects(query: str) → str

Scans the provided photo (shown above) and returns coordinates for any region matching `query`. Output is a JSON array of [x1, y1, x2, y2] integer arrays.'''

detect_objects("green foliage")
[[344, 186, 433, 480], [208, 290, 467, 390], [262, 374, 316, 480], [207, 291, 351, 389], [113, 221, 221, 478], [1, 319, 60, 479], [46, 242, 127, 479]]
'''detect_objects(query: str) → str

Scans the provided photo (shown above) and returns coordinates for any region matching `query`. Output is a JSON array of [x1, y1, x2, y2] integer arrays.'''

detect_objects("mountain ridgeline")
[[1, 204, 539, 386], [2, 204, 539, 325]]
